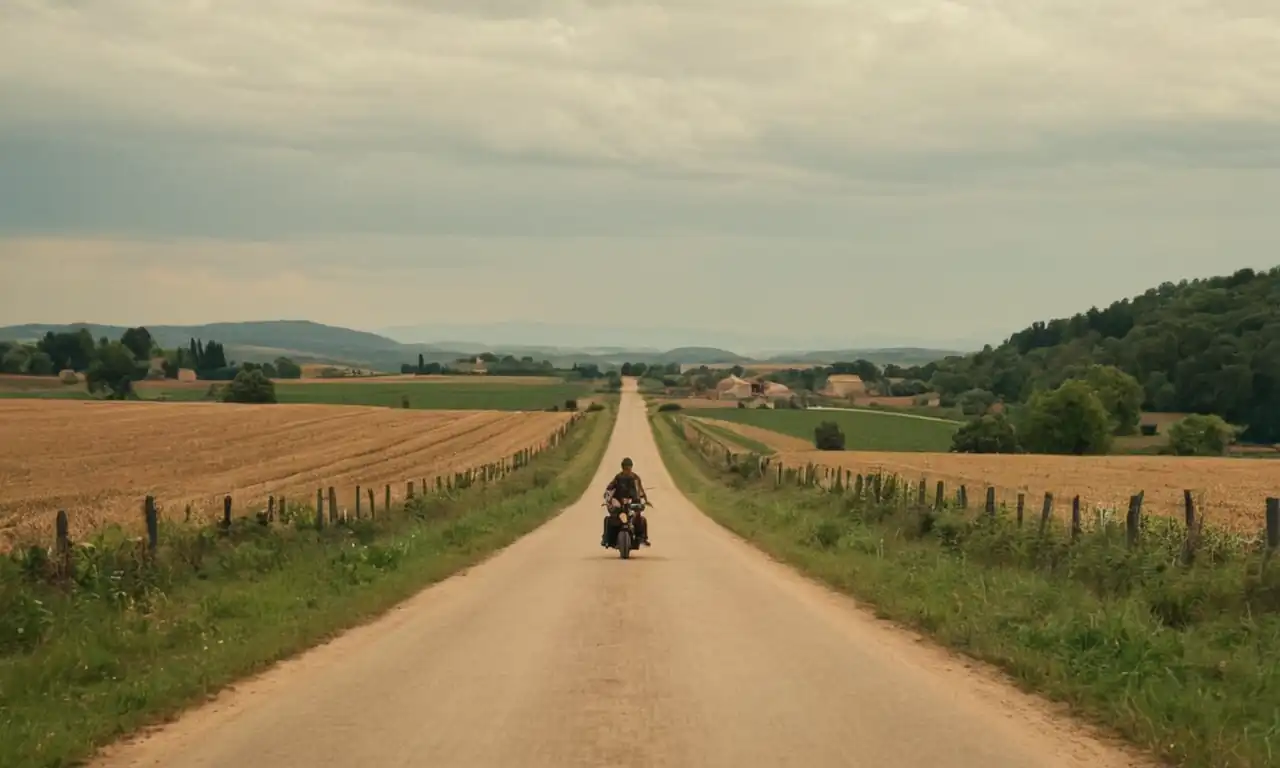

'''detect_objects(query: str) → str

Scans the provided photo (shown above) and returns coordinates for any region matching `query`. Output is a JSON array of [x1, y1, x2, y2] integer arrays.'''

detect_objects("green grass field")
[[1, 380, 591, 411], [687, 407, 958, 452]]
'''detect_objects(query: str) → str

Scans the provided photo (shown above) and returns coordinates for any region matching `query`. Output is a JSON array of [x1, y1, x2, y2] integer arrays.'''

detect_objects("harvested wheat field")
[[696, 418, 812, 451], [0, 400, 573, 547], [776, 450, 1279, 533]]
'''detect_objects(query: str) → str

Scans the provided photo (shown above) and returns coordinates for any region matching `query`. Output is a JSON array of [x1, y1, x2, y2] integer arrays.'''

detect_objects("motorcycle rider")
[[602, 457, 650, 547]]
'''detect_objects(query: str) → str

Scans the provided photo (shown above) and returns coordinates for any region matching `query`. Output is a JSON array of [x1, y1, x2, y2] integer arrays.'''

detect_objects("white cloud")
[[3, 0, 1279, 179], [0, 1, 1278, 345]]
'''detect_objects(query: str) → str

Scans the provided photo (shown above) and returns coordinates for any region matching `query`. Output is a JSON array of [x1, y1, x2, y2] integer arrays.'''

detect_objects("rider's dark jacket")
[[607, 471, 641, 500]]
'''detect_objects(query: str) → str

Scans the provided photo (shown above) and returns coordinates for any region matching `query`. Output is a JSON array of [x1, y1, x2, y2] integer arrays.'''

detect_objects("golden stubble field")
[[774, 449, 1278, 533], [0, 400, 573, 546]]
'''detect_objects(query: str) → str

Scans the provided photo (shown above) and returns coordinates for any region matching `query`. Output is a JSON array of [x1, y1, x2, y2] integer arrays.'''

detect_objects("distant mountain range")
[[0, 320, 965, 371]]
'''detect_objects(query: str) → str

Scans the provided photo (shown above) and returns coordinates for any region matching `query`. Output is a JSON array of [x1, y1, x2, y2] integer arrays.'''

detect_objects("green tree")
[[958, 388, 997, 416], [37, 329, 96, 372], [1019, 380, 1113, 455], [1082, 364, 1144, 435], [27, 351, 55, 376], [814, 421, 846, 450], [120, 327, 155, 362], [951, 413, 1020, 453], [221, 369, 277, 404], [1168, 414, 1236, 456], [1, 344, 30, 374], [274, 357, 303, 379], [85, 343, 143, 399]]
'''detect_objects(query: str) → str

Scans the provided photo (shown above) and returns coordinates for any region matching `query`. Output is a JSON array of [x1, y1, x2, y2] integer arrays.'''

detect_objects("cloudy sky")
[[2, 1, 1278, 349]]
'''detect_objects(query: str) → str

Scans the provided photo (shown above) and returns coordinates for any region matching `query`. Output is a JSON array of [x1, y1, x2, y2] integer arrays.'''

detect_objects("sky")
[[1, 0, 1278, 350]]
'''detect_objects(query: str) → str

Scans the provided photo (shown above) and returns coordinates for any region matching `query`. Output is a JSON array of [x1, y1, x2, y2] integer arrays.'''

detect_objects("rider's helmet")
[[621, 457, 633, 470]]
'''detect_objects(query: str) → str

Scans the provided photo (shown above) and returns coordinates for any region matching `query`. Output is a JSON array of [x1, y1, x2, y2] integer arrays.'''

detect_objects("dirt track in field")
[[92, 382, 1152, 768], [0, 400, 570, 544]]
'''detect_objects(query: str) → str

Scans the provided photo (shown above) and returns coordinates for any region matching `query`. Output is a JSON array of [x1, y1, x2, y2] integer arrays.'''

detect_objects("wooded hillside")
[[929, 267, 1280, 442]]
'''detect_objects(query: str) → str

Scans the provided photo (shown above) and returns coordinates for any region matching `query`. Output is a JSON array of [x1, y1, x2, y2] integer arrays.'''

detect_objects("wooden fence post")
[[407, 481, 415, 500], [1039, 492, 1053, 535], [1182, 489, 1197, 564], [368, 487, 376, 520], [1266, 498, 1279, 550], [385, 484, 391, 512], [984, 487, 996, 517], [316, 488, 324, 529], [55, 509, 71, 577], [280, 496, 286, 522], [1016, 493, 1025, 528], [1126, 492, 1144, 548], [223, 495, 232, 529], [355, 485, 362, 519], [1070, 495, 1081, 541], [328, 487, 337, 524], [917, 479, 927, 507], [145, 496, 159, 554], [267, 495, 276, 523], [957, 485, 968, 509], [935, 480, 944, 510]]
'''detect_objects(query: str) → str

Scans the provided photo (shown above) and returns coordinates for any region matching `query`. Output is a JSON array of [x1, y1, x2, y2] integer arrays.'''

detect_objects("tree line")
[[400, 352, 560, 377], [934, 266, 1279, 445], [0, 327, 302, 398]]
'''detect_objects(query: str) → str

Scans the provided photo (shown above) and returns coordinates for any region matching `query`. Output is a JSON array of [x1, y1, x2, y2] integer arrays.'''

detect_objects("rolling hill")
[[0, 321, 961, 373]]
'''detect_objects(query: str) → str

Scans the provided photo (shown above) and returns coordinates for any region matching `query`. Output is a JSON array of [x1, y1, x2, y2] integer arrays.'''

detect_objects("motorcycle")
[[604, 497, 650, 559]]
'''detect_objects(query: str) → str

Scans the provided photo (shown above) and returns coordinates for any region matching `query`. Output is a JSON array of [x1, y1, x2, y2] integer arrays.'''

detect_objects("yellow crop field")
[[776, 449, 1278, 533], [0, 400, 572, 547]]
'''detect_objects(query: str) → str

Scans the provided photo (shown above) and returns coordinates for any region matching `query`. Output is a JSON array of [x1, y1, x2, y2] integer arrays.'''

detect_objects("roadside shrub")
[[657, 403, 682, 412], [401, 395, 411, 409], [587, 402, 605, 412], [757, 403, 771, 409], [814, 421, 846, 451], [564, 399, 579, 411], [1140, 423, 1158, 436], [737, 401, 746, 409]]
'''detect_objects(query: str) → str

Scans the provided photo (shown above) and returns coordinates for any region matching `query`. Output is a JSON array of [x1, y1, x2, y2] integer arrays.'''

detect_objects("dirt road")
[[94, 383, 1150, 768]]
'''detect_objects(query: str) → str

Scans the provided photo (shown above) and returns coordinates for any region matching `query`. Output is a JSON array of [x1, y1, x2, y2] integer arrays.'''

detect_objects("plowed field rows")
[[775, 450, 1277, 533], [0, 400, 572, 545]]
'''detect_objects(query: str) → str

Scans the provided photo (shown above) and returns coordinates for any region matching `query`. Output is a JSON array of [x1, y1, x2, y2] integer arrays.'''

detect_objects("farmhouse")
[[715, 375, 753, 400], [761, 381, 793, 401], [824, 375, 866, 398]]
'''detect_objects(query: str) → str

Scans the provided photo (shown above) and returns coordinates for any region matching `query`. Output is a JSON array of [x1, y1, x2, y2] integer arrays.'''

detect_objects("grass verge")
[[0, 400, 617, 768], [652, 413, 1280, 768]]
